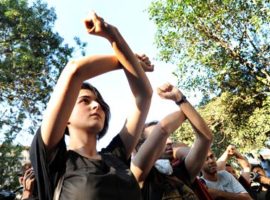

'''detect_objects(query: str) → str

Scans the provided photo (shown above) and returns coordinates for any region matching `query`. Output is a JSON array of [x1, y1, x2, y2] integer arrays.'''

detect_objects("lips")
[[161, 148, 173, 160], [90, 112, 101, 118], [209, 165, 217, 171], [165, 147, 173, 154]]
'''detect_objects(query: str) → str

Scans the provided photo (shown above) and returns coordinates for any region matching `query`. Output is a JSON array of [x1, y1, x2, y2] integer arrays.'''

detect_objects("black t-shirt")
[[141, 160, 199, 200], [30, 128, 141, 200]]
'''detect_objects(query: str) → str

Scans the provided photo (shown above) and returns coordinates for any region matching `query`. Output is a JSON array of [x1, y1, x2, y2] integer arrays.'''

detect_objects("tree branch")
[[196, 23, 270, 87]]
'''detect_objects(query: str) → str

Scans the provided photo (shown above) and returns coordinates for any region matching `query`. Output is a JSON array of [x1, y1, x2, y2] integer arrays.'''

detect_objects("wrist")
[[175, 95, 187, 105], [22, 190, 32, 199], [107, 26, 120, 43]]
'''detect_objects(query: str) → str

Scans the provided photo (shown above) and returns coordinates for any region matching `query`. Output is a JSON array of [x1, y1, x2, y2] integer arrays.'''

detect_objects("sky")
[[16, 0, 192, 148], [15, 0, 270, 157], [45, 0, 183, 149], [46, 0, 270, 159]]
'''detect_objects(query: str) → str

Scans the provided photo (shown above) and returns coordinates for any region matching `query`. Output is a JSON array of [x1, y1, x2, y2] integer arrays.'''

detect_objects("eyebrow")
[[77, 95, 94, 101], [78, 95, 92, 99]]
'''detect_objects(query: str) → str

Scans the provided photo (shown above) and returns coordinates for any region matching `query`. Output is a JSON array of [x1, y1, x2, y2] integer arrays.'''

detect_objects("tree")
[[173, 94, 270, 156], [0, 142, 23, 190], [149, 0, 270, 99], [0, 0, 85, 189], [149, 0, 270, 151]]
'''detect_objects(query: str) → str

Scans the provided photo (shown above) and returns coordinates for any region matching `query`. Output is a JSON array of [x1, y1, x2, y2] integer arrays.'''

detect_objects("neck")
[[68, 128, 99, 158], [203, 171, 218, 182]]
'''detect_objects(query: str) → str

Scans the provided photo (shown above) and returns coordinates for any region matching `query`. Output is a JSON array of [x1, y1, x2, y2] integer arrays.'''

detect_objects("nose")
[[90, 100, 100, 110], [165, 138, 173, 152], [166, 138, 172, 145]]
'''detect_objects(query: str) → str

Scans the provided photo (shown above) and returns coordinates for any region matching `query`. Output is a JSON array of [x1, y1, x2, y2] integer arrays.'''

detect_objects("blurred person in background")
[[133, 83, 213, 199], [17, 162, 37, 200], [250, 164, 270, 200], [201, 149, 252, 200], [216, 145, 255, 198]]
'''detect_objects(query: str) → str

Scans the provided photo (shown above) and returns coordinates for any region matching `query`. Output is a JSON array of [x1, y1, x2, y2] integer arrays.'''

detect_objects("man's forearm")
[[208, 188, 252, 200], [217, 151, 229, 171]]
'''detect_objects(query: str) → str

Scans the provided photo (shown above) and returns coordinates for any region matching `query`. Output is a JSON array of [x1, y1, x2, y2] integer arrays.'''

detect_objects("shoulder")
[[31, 127, 66, 151], [218, 170, 234, 179], [100, 134, 130, 166], [101, 134, 124, 156], [218, 170, 230, 176], [30, 128, 67, 200], [30, 128, 47, 159]]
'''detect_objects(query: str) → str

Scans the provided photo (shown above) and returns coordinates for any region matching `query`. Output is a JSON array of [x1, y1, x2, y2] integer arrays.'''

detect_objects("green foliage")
[[148, 0, 270, 96], [172, 93, 270, 156], [149, 0, 270, 154], [0, 143, 23, 190], [0, 0, 86, 189], [203, 93, 270, 155], [1, 0, 72, 134]]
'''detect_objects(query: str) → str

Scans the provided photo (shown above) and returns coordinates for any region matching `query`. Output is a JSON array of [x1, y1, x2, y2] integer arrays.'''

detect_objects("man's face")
[[202, 150, 218, 175], [160, 138, 174, 160], [252, 166, 266, 177], [143, 126, 174, 160]]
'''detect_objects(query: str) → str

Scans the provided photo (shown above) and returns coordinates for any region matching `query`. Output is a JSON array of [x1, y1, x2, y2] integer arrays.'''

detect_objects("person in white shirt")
[[201, 150, 252, 200]]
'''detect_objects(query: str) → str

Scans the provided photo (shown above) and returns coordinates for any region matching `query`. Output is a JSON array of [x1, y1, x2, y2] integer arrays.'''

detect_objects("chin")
[[86, 124, 103, 133]]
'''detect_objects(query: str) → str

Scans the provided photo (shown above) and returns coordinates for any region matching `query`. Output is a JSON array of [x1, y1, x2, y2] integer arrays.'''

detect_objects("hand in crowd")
[[226, 145, 246, 161], [21, 167, 35, 198], [251, 166, 270, 186], [226, 144, 237, 157]]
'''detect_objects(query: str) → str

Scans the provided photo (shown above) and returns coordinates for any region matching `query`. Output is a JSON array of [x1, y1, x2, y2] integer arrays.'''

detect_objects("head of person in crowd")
[[134, 120, 194, 164], [202, 149, 253, 199], [251, 164, 267, 177], [134, 121, 157, 152], [134, 120, 174, 161], [249, 163, 270, 200], [66, 82, 110, 140], [202, 150, 218, 178]]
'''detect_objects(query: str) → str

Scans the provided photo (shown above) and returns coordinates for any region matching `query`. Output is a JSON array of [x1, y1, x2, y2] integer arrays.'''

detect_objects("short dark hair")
[[144, 121, 159, 129], [65, 82, 111, 140], [135, 120, 159, 152], [251, 164, 264, 171]]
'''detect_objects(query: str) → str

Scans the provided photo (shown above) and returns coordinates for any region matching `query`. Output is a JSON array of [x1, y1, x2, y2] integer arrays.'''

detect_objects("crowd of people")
[[6, 11, 270, 200]]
